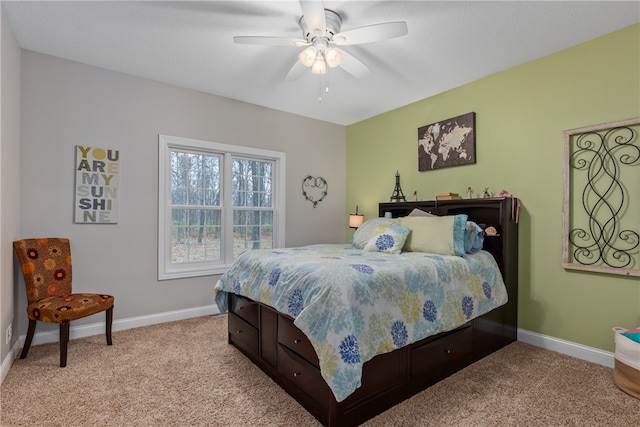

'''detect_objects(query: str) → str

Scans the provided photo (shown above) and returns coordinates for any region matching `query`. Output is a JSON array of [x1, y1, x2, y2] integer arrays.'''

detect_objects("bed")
[[214, 198, 519, 426]]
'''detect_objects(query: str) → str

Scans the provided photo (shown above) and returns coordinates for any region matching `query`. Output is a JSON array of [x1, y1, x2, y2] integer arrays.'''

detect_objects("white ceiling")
[[4, 1, 639, 125]]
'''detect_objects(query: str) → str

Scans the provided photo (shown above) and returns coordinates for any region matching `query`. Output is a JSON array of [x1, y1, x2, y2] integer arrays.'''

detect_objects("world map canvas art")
[[418, 112, 476, 171]]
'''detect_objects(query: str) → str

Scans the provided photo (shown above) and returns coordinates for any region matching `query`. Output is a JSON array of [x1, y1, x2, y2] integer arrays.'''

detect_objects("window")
[[158, 135, 286, 280]]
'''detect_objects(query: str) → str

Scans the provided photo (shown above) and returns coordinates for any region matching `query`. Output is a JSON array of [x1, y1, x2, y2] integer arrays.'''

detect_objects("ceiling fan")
[[233, 0, 408, 82]]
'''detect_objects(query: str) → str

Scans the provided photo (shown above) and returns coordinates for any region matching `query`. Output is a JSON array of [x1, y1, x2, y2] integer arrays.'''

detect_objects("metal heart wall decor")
[[302, 175, 328, 208]]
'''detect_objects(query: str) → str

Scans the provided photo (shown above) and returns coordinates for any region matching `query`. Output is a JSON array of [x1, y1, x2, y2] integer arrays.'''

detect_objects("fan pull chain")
[[318, 74, 329, 103]]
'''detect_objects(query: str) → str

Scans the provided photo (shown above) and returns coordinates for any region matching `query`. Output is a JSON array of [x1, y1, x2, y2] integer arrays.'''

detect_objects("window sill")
[[158, 265, 230, 281]]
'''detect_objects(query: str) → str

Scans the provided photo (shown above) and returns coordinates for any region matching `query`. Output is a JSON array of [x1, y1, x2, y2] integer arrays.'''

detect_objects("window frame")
[[158, 135, 286, 280]]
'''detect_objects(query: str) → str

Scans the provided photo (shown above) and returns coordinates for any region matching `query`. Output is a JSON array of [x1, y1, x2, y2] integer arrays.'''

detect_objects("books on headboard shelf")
[[436, 192, 462, 201]]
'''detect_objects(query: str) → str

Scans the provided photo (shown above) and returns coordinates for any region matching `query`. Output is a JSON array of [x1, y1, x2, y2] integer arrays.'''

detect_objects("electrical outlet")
[[5, 323, 12, 345]]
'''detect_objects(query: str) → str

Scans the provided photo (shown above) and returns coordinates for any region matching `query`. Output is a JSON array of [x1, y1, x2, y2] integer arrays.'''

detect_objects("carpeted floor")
[[1, 315, 638, 426]]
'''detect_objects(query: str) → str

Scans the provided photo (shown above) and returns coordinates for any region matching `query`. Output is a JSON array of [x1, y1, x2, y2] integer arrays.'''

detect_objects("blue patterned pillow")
[[363, 223, 411, 254], [352, 218, 397, 249]]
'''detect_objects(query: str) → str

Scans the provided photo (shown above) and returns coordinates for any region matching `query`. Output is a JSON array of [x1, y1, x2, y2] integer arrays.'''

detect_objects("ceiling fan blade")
[[234, 36, 308, 47], [285, 61, 307, 82], [299, 0, 326, 36], [332, 22, 408, 45], [336, 49, 371, 79]]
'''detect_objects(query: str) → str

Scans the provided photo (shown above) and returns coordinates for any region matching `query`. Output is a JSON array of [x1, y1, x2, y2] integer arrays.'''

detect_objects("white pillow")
[[398, 214, 468, 256], [407, 208, 436, 217]]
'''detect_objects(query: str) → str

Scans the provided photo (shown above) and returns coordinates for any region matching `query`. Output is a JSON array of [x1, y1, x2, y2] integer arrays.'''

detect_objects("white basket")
[[613, 327, 640, 399], [613, 327, 640, 369]]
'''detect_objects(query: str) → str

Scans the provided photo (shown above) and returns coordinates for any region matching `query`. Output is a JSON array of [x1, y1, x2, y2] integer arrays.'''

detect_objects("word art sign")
[[74, 146, 120, 224]]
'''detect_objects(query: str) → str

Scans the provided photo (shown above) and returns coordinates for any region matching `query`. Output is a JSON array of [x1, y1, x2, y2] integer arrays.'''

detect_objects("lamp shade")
[[324, 47, 342, 68], [299, 46, 317, 67], [349, 214, 364, 228], [349, 205, 364, 229], [311, 56, 327, 74]]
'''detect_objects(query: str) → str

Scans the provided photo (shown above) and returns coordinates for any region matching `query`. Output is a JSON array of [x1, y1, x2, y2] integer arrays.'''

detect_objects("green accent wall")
[[346, 24, 640, 352]]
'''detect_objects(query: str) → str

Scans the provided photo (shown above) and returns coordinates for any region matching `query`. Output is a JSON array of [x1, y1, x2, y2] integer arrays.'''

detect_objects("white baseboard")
[[0, 304, 220, 384], [22, 304, 220, 346], [518, 328, 614, 368], [2, 318, 613, 386], [0, 340, 21, 384]]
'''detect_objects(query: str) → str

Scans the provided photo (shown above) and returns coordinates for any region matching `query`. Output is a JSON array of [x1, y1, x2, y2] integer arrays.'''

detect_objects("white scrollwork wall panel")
[[562, 117, 640, 277]]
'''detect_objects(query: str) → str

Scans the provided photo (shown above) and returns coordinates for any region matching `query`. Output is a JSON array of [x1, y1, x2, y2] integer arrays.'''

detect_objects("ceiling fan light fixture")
[[234, 3, 407, 83], [324, 47, 342, 68], [299, 46, 317, 67]]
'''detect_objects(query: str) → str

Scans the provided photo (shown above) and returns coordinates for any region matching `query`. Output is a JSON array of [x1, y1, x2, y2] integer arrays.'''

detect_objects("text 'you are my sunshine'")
[[75, 145, 120, 223]]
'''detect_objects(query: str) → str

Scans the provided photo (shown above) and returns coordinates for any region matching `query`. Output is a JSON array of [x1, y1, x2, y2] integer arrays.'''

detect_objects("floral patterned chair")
[[13, 238, 115, 367]]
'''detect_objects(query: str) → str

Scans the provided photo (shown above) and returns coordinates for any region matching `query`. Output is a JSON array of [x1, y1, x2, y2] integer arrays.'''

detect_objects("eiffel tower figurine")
[[389, 171, 406, 202]]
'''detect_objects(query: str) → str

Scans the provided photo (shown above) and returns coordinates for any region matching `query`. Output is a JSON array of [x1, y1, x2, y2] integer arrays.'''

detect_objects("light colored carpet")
[[1, 315, 637, 426]]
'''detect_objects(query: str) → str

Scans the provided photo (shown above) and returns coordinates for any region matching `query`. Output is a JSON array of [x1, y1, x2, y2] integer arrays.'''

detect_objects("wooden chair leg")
[[20, 319, 37, 359], [60, 321, 70, 367], [106, 306, 113, 346]]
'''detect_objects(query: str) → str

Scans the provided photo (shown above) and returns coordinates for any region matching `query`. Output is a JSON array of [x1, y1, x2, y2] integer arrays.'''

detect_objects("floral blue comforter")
[[214, 244, 507, 402]]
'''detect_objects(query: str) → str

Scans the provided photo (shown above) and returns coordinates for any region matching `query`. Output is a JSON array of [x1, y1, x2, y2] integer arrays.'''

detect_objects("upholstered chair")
[[13, 238, 115, 367]]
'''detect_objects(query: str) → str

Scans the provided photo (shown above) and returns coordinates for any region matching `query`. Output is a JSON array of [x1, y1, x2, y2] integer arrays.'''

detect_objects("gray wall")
[[13, 50, 346, 340], [1, 7, 22, 368]]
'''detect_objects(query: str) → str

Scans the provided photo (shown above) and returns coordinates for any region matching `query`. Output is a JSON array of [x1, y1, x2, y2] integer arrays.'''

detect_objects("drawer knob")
[[293, 372, 301, 377], [239, 306, 245, 310], [237, 330, 243, 334], [294, 339, 302, 344], [445, 349, 451, 354]]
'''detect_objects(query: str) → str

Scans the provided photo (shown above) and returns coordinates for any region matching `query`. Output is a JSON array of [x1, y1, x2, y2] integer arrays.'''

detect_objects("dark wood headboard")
[[378, 197, 519, 342]]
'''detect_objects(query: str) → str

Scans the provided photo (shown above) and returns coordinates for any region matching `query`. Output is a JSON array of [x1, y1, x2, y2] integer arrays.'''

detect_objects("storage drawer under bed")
[[277, 315, 320, 366], [409, 324, 473, 392], [229, 294, 259, 328], [228, 312, 259, 357], [277, 342, 332, 405]]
